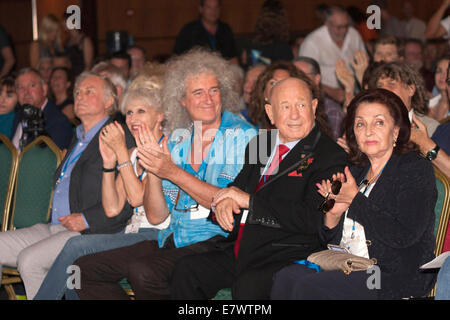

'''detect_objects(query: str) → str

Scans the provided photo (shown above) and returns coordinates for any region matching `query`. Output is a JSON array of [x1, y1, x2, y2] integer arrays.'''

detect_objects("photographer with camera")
[[11, 68, 73, 151]]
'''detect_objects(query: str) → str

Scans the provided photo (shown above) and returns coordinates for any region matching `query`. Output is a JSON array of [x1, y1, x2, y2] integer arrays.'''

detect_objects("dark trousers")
[[170, 246, 290, 300], [270, 264, 378, 300], [74, 235, 222, 300]]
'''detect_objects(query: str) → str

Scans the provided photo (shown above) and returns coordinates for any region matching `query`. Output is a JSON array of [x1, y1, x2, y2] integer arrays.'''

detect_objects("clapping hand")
[[316, 167, 359, 228], [100, 121, 127, 155], [99, 135, 117, 168], [351, 50, 369, 87], [136, 124, 176, 179], [335, 59, 355, 93]]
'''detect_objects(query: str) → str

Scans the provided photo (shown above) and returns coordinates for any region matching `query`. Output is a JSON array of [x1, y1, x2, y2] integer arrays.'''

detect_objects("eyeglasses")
[[318, 180, 342, 213], [174, 189, 199, 212]]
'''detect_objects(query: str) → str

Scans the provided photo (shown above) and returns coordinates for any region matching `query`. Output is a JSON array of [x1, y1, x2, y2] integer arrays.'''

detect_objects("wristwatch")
[[426, 145, 440, 161]]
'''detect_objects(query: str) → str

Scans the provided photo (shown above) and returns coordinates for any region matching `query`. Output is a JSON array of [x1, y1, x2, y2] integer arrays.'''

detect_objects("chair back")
[[0, 135, 18, 232], [434, 167, 450, 256], [9, 136, 62, 230]]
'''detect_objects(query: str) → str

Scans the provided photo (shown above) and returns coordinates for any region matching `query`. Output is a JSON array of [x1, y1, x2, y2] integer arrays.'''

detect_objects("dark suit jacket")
[[228, 125, 348, 273], [53, 116, 134, 235], [12, 100, 73, 150], [321, 152, 437, 299], [173, 19, 237, 59]]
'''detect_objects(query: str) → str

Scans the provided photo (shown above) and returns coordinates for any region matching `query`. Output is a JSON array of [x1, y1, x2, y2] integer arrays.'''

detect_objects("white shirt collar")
[[40, 98, 48, 111], [276, 133, 301, 151]]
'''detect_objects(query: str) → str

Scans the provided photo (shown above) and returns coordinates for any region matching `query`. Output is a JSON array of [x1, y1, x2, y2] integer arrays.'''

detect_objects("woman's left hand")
[[99, 134, 117, 168], [335, 167, 359, 205], [101, 122, 127, 154]]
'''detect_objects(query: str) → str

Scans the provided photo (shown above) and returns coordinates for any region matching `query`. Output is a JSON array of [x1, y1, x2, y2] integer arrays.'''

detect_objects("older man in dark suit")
[[171, 75, 348, 299], [11, 68, 73, 151], [0, 71, 133, 299]]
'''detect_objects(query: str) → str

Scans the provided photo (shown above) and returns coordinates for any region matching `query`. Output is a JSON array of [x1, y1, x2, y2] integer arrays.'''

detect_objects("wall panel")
[[0, 0, 447, 69], [94, 0, 445, 61]]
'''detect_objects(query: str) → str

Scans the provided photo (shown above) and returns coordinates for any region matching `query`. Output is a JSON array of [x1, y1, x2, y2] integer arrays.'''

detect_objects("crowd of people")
[[0, 0, 450, 300]]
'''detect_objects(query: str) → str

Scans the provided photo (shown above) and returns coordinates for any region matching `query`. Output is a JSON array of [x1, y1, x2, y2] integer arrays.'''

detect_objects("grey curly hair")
[[162, 48, 242, 133]]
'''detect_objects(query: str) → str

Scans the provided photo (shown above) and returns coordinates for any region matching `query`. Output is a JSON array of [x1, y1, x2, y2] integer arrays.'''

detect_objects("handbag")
[[307, 249, 377, 274]]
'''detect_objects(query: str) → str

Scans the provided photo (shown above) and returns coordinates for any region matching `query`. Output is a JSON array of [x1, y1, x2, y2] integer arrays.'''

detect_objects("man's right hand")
[[214, 197, 241, 232]]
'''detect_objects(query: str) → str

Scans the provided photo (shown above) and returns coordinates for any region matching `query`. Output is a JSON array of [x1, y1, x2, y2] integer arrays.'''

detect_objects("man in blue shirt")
[[0, 72, 133, 299]]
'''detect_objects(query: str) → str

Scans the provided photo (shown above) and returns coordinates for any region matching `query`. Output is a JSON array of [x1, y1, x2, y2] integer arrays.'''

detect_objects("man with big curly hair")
[[74, 49, 257, 300]]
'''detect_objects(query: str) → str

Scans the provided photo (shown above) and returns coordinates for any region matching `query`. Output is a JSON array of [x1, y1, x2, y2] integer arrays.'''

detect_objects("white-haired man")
[[12, 68, 73, 150], [0, 72, 133, 299]]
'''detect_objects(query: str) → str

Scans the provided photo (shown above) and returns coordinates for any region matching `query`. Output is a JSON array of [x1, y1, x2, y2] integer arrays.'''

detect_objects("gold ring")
[[324, 192, 330, 198]]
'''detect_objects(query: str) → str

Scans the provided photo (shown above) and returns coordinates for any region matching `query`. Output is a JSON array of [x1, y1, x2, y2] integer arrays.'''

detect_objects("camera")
[[19, 104, 46, 149]]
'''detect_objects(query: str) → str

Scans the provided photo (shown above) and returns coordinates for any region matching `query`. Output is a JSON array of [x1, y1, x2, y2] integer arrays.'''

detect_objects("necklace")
[[358, 161, 389, 189], [349, 160, 389, 242]]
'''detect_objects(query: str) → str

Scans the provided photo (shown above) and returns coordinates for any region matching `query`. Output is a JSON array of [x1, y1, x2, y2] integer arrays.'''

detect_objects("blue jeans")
[[436, 256, 450, 300], [33, 228, 159, 300]]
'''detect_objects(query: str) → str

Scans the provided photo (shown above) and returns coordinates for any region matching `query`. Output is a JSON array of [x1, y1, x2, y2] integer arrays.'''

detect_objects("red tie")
[[234, 144, 290, 258]]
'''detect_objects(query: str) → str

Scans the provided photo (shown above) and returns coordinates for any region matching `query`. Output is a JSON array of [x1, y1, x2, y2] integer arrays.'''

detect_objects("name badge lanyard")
[[175, 128, 213, 212], [56, 148, 84, 185], [348, 161, 388, 244]]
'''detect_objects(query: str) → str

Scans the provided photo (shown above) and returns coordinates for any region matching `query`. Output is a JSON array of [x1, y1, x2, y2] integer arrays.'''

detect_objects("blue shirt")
[[51, 116, 109, 225], [158, 110, 257, 248]]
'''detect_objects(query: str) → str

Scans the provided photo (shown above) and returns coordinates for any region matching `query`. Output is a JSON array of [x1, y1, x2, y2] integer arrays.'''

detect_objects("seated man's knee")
[[60, 235, 96, 261], [17, 248, 36, 274], [127, 258, 162, 287], [172, 255, 198, 282]]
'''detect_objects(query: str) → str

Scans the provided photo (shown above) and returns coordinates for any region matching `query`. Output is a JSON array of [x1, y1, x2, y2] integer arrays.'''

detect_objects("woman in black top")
[[271, 89, 437, 300]]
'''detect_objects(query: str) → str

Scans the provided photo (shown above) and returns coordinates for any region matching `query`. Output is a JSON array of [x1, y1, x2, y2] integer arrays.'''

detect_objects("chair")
[[434, 167, 450, 257], [428, 166, 450, 298], [214, 287, 232, 300], [1, 136, 62, 300], [0, 134, 18, 232], [120, 278, 135, 299], [8, 136, 62, 230]]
